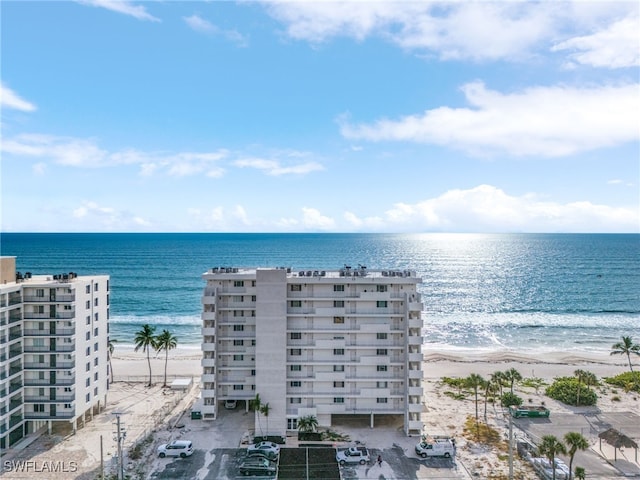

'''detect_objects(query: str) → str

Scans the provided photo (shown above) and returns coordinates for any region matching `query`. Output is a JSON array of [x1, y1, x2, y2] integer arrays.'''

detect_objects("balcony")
[[23, 311, 75, 320], [9, 312, 22, 323], [24, 411, 75, 420], [23, 328, 76, 337], [24, 377, 75, 387], [9, 381, 23, 393], [9, 349, 22, 359], [9, 415, 23, 428], [23, 294, 75, 303], [23, 362, 75, 370], [23, 395, 75, 403], [24, 344, 75, 353]]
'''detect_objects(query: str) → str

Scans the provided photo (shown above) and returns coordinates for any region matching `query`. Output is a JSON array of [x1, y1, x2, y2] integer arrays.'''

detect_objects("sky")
[[1, 1, 639, 233]]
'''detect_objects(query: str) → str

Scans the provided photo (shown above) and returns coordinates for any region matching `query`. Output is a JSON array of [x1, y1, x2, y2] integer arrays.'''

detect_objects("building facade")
[[201, 266, 423, 436], [0, 256, 110, 450]]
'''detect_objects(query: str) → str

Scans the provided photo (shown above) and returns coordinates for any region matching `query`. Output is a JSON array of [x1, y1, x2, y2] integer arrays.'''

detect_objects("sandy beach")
[[2, 346, 636, 480]]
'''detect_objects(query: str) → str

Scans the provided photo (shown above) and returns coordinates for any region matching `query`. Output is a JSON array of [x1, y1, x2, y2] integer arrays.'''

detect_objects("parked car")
[[224, 399, 237, 409], [245, 449, 279, 462], [157, 440, 193, 458], [247, 441, 280, 455], [336, 446, 370, 465], [238, 457, 277, 476]]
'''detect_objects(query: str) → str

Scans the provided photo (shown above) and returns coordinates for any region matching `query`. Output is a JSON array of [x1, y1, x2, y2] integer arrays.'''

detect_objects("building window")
[[34, 404, 45, 412], [333, 365, 344, 372], [290, 349, 301, 356], [94, 298, 99, 307], [376, 349, 388, 356], [234, 340, 243, 346], [333, 381, 344, 388], [86, 301, 91, 309], [333, 397, 344, 404], [290, 332, 301, 340], [86, 316, 91, 325], [94, 283, 99, 291], [377, 365, 388, 372], [94, 327, 98, 336], [233, 354, 244, 361], [376, 285, 387, 292], [94, 372, 98, 381], [86, 393, 91, 402], [233, 310, 244, 317], [290, 300, 301, 307], [94, 358, 99, 366], [86, 332, 91, 341], [377, 398, 388, 404], [290, 397, 301, 404], [86, 347, 91, 356], [233, 281, 244, 287], [233, 325, 244, 331], [290, 381, 301, 387], [86, 362, 90, 372], [290, 284, 301, 291], [333, 348, 344, 355], [376, 333, 388, 340], [94, 342, 98, 352], [251, 370, 255, 376], [86, 285, 91, 294], [64, 403, 72, 409], [333, 285, 344, 292], [251, 339, 256, 346], [377, 301, 388, 308], [377, 381, 388, 388], [333, 300, 344, 308], [233, 295, 243, 302], [86, 378, 90, 387], [95, 313, 99, 322], [333, 316, 344, 324], [290, 365, 301, 371], [287, 418, 298, 430], [234, 385, 244, 390]]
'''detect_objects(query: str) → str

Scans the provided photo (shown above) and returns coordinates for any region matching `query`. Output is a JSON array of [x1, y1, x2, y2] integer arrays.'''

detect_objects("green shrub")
[[604, 372, 640, 394], [612, 396, 621, 402], [545, 377, 597, 406], [501, 392, 523, 407]]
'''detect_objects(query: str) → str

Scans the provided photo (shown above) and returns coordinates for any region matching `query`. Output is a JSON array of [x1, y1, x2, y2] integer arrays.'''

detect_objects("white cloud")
[[72, 201, 152, 230], [343, 185, 639, 233], [1, 83, 37, 112], [76, 0, 160, 22], [301, 207, 335, 230], [552, 13, 640, 68], [340, 81, 640, 157], [183, 14, 248, 46], [32, 163, 47, 175], [2, 134, 229, 176], [235, 157, 324, 175]]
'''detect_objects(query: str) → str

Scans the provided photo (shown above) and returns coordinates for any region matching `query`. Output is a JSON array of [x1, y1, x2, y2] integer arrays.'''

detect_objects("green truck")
[[509, 405, 550, 418]]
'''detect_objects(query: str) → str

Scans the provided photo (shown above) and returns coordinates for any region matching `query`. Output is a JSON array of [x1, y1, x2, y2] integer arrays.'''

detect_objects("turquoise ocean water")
[[1, 233, 638, 354]]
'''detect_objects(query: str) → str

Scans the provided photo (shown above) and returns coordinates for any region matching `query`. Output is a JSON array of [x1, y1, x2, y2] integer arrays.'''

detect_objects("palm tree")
[[564, 432, 589, 480], [107, 338, 116, 385], [504, 368, 522, 394], [260, 402, 270, 440], [134, 324, 157, 386], [582, 371, 598, 391], [538, 435, 567, 480], [492, 370, 506, 399], [466, 373, 485, 438], [574, 369, 587, 406], [298, 415, 318, 433], [483, 375, 498, 422], [610, 336, 640, 372], [250, 393, 263, 438], [155, 329, 178, 387]]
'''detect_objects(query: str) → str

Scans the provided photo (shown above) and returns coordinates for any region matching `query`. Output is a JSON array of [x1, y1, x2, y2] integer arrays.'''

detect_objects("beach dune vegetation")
[[604, 371, 640, 394], [546, 377, 597, 406]]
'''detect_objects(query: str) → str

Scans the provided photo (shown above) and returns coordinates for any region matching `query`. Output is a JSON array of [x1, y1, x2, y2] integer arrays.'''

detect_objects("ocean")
[[1, 233, 638, 355]]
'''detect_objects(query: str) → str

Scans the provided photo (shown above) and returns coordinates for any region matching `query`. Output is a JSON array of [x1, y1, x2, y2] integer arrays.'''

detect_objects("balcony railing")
[[23, 312, 75, 320], [24, 344, 75, 353], [10, 415, 23, 428], [23, 362, 75, 370], [24, 411, 74, 420], [23, 395, 75, 403], [22, 294, 76, 303], [23, 328, 76, 337], [24, 377, 75, 386]]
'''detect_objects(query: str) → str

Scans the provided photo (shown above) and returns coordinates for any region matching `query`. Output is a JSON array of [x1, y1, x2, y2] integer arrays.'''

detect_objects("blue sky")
[[1, 1, 639, 233]]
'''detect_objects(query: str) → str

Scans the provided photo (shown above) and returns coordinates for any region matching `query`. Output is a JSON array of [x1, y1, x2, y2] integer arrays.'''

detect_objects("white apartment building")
[[0, 256, 110, 450], [201, 265, 424, 437]]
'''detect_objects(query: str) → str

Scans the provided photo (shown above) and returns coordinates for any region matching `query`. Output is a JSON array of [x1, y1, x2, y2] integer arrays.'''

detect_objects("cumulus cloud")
[[340, 82, 640, 157], [235, 157, 324, 175], [183, 14, 248, 46], [72, 201, 152, 230], [301, 207, 335, 230], [552, 13, 640, 68], [76, 0, 160, 22], [343, 185, 639, 233], [1, 83, 37, 112]]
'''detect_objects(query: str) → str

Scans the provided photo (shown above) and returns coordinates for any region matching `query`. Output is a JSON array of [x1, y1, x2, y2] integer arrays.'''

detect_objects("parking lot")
[[147, 407, 466, 479]]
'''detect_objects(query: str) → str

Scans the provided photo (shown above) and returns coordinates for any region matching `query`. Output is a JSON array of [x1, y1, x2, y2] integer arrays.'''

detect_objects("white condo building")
[[0, 256, 110, 450], [200, 266, 424, 436]]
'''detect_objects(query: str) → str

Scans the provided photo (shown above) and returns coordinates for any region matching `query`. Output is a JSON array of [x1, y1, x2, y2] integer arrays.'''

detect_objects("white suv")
[[157, 440, 194, 458]]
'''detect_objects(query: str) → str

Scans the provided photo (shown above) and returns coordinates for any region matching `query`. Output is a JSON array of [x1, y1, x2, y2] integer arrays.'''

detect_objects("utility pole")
[[113, 412, 126, 480]]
